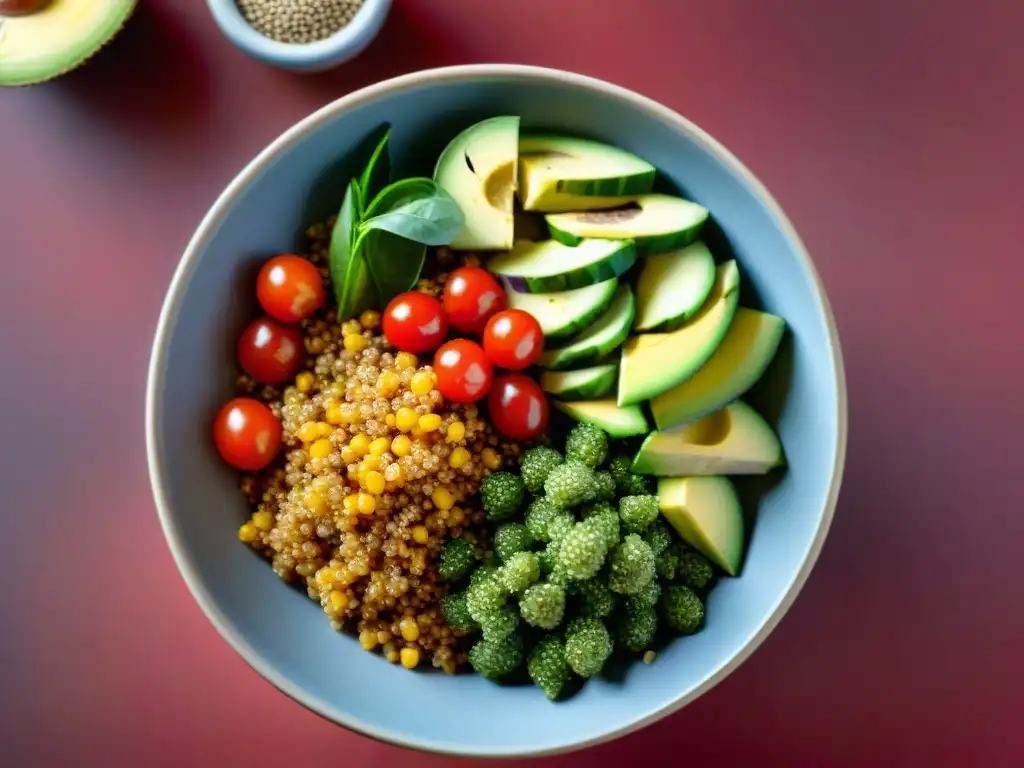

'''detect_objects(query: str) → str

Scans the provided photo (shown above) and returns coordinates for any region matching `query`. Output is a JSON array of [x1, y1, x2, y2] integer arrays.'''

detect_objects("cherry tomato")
[[441, 266, 507, 334], [487, 373, 549, 441], [382, 291, 448, 354], [237, 317, 304, 385], [482, 309, 544, 370], [213, 397, 282, 471], [433, 339, 494, 403], [256, 254, 325, 323]]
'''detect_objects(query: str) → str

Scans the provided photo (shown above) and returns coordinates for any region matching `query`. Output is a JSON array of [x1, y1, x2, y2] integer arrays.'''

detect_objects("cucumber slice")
[[537, 286, 635, 370], [545, 194, 709, 254], [634, 242, 716, 332], [553, 398, 649, 438], [540, 364, 618, 400], [504, 278, 618, 339], [487, 238, 636, 293]]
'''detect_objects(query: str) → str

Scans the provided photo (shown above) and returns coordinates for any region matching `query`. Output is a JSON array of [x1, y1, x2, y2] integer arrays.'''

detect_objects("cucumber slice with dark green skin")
[[537, 286, 635, 370], [504, 277, 618, 339], [553, 398, 649, 438], [487, 238, 636, 293], [545, 194, 709, 254], [540, 363, 618, 400], [634, 242, 716, 331]]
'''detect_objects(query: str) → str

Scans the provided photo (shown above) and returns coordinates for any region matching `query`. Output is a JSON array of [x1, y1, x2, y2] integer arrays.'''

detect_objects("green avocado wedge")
[[658, 476, 745, 576], [553, 398, 649, 438], [633, 242, 717, 332]]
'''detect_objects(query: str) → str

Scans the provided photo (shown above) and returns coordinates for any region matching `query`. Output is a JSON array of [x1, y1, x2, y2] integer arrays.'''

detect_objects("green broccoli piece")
[[655, 544, 680, 582], [480, 471, 526, 521], [618, 495, 660, 534], [643, 520, 675, 557], [469, 562, 500, 587], [500, 551, 541, 594], [466, 567, 508, 623], [575, 575, 617, 619], [438, 536, 478, 581], [608, 454, 654, 495], [523, 498, 573, 543], [607, 534, 656, 595], [479, 605, 520, 642], [676, 546, 714, 590], [547, 513, 574, 542], [593, 471, 617, 502], [520, 446, 564, 493], [519, 582, 567, 629], [623, 579, 661, 614], [527, 635, 571, 701], [660, 585, 705, 634], [543, 459, 597, 508], [557, 522, 609, 581], [493, 523, 534, 563], [614, 604, 658, 652], [565, 422, 609, 468], [581, 502, 620, 551], [468, 635, 525, 680], [441, 590, 477, 633], [564, 617, 613, 677]]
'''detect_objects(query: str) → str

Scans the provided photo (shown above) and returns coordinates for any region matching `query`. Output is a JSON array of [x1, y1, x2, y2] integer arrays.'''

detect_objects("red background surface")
[[2, 0, 1023, 765]]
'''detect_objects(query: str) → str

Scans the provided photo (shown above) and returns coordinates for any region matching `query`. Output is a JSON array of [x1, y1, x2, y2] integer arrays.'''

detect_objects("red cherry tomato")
[[237, 317, 304, 385], [433, 339, 494, 403], [441, 266, 507, 334], [256, 254, 325, 323], [487, 373, 549, 441], [213, 397, 282, 471], [482, 309, 544, 371], [383, 292, 448, 354]]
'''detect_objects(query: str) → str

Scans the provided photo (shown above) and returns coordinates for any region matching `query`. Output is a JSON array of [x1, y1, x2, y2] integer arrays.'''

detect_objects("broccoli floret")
[[623, 578, 661, 612], [543, 459, 597, 508], [493, 523, 534, 563], [660, 585, 705, 634], [655, 544, 680, 582], [593, 471, 617, 502], [468, 635, 525, 680], [523, 497, 574, 543], [479, 605, 520, 642], [469, 563, 500, 587], [557, 522, 609, 581], [466, 567, 508, 623], [438, 536, 478, 581], [519, 582, 566, 629], [608, 454, 654, 495], [527, 635, 571, 701], [618, 495, 660, 534], [564, 618, 613, 677], [581, 502, 620, 551], [441, 590, 477, 633], [614, 604, 658, 652], [676, 547, 714, 590], [643, 520, 675, 557], [565, 422, 609, 468], [547, 513, 574, 542], [500, 551, 541, 594], [480, 471, 526, 521], [575, 575, 617, 619], [520, 446, 564, 493], [608, 534, 656, 595]]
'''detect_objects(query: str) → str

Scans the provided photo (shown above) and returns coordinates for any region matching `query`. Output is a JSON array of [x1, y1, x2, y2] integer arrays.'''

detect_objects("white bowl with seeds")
[[207, 0, 391, 72]]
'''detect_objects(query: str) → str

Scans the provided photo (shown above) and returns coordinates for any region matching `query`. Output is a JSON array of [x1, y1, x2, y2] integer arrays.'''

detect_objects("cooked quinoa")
[[235, 223, 520, 673]]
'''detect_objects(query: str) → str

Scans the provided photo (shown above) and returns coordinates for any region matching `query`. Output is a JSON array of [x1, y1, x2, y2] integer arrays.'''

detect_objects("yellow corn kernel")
[[482, 447, 501, 470], [390, 434, 412, 457], [309, 438, 333, 460], [329, 590, 346, 612], [385, 414, 396, 427], [400, 647, 420, 669], [297, 421, 321, 442], [396, 351, 417, 370], [360, 455, 382, 473], [386, 649, 400, 664], [342, 319, 362, 336], [363, 470, 386, 495], [418, 413, 442, 432], [324, 403, 344, 425], [431, 487, 455, 511], [399, 617, 421, 642], [377, 370, 400, 397], [377, 630, 393, 644], [304, 491, 328, 516], [343, 493, 359, 512], [357, 492, 377, 515], [359, 309, 381, 330], [410, 371, 435, 396], [238, 522, 259, 543], [314, 567, 334, 587], [295, 371, 315, 393], [349, 433, 370, 456], [369, 437, 390, 456], [411, 525, 429, 545], [252, 510, 274, 531], [341, 447, 359, 465], [449, 446, 471, 469], [395, 407, 418, 433], [359, 630, 378, 650], [384, 463, 404, 486], [343, 333, 367, 353], [317, 422, 334, 438], [445, 421, 466, 443], [449, 507, 466, 526]]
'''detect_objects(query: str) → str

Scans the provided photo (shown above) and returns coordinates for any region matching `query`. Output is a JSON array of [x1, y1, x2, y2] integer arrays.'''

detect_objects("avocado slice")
[[634, 242, 717, 332], [434, 116, 520, 251], [658, 476, 745, 576], [0, 0, 137, 87], [632, 400, 784, 476], [545, 194, 709, 254], [618, 261, 740, 406], [518, 135, 655, 212], [553, 398, 648, 438], [650, 308, 786, 431]]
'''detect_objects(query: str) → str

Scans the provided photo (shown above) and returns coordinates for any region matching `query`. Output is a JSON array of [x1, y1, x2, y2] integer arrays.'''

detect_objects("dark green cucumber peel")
[[504, 278, 619, 339], [489, 239, 637, 294], [539, 364, 618, 400], [537, 285, 635, 370]]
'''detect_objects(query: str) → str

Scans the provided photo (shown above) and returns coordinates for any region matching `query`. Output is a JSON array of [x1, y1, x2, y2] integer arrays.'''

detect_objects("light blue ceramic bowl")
[[147, 65, 847, 758], [206, 0, 391, 72]]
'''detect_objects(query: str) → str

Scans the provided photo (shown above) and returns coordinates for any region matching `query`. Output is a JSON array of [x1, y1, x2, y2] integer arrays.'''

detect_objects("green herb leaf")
[[358, 228, 428, 305], [329, 179, 377, 319], [361, 178, 465, 246], [358, 125, 392, 204]]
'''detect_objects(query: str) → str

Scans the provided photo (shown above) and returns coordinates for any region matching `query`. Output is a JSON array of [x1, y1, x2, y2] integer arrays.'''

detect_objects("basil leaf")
[[358, 229, 426, 305], [361, 179, 464, 246], [329, 179, 377, 319], [358, 125, 391, 204]]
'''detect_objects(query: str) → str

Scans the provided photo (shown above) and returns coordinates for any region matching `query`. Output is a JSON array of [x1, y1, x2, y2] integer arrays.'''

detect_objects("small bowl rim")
[[205, 0, 392, 68], [146, 63, 849, 758]]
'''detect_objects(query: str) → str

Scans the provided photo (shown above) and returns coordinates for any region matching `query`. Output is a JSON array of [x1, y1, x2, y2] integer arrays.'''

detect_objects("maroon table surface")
[[2, 1, 1023, 765]]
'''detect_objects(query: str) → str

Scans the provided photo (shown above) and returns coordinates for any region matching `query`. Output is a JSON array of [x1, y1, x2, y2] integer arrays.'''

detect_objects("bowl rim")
[[146, 63, 848, 758]]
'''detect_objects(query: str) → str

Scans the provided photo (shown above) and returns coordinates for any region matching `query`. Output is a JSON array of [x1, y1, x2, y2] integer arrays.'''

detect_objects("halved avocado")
[[0, 0, 137, 87], [434, 116, 520, 251], [545, 194, 709, 254], [617, 261, 740, 406], [518, 135, 655, 212], [658, 476, 745, 576]]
